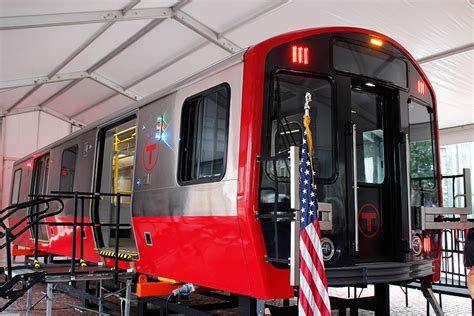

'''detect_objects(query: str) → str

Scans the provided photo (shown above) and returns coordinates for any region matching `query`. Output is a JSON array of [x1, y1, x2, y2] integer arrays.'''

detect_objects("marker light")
[[26, 162, 33, 168], [417, 80, 426, 96], [365, 82, 376, 87], [423, 237, 432, 253], [370, 38, 383, 47], [291, 45, 309, 65]]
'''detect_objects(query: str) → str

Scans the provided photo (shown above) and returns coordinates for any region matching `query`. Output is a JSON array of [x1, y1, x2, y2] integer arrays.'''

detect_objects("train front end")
[[239, 27, 442, 299]]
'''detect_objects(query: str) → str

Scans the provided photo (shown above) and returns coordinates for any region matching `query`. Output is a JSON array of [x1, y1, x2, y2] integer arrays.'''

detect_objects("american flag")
[[299, 96, 331, 316]]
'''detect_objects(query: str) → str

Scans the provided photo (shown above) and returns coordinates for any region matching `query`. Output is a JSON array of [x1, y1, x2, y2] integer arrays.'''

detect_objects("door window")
[[271, 72, 334, 180], [257, 72, 334, 267], [59, 146, 78, 192], [178, 84, 230, 184], [11, 168, 22, 204], [408, 100, 437, 206], [30, 154, 50, 242], [351, 90, 385, 184]]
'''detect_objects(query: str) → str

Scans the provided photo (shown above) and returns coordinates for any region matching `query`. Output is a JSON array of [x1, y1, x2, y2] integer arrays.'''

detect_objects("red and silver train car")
[[9, 27, 442, 299]]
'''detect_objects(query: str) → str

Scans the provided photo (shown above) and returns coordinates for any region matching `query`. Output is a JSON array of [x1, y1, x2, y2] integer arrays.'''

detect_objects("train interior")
[[96, 118, 138, 253], [259, 71, 333, 267]]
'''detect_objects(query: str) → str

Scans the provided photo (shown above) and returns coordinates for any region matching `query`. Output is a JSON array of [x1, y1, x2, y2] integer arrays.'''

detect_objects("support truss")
[[2, 0, 292, 121], [89, 73, 142, 100], [1, 72, 141, 100], [172, 10, 241, 54], [1, 72, 88, 89], [0, 7, 173, 30], [71, 0, 291, 118]]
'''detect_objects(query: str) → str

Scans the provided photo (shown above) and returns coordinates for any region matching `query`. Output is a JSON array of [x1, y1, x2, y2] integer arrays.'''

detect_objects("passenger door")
[[350, 87, 398, 261], [94, 117, 138, 252], [30, 154, 50, 242]]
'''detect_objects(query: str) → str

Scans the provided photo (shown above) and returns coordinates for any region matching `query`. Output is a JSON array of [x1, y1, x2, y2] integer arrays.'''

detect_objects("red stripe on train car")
[[132, 216, 253, 296]]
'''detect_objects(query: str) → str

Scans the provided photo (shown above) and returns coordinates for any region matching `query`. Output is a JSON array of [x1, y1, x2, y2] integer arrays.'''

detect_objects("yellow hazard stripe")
[[98, 249, 137, 260]]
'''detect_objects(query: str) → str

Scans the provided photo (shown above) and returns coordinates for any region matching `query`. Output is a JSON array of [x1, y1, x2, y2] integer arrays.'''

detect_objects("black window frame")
[[351, 88, 387, 186], [330, 38, 409, 89], [269, 69, 338, 183], [59, 145, 79, 193], [177, 83, 231, 185], [11, 168, 22, 204], [407, 97, 437, 190]]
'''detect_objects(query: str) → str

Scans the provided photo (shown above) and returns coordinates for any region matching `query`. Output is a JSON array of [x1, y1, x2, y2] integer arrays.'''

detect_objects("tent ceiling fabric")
[[0, 0, 472, 129]]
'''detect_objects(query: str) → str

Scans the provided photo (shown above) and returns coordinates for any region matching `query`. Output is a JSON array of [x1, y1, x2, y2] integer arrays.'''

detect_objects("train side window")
[[11, 168, 22, 204], [408, 100, 437, 206], [178, 83, 230, 184], [59, 145, 79, 192]]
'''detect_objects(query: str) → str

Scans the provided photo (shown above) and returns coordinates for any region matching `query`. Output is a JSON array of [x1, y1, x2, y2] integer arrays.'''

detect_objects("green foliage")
[[410, 140, 435, 178]]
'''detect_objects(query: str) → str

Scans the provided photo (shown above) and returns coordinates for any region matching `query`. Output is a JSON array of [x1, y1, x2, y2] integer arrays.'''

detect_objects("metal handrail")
[[38, 191, 131, 282], [0, 198, 48, 221], [0, 198, 64, 249], [0, 197, 64, 280]]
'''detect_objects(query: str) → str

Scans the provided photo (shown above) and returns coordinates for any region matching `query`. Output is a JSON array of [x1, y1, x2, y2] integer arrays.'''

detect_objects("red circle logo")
[[358, 203, 381, 238], [142, 134, 160, 172]]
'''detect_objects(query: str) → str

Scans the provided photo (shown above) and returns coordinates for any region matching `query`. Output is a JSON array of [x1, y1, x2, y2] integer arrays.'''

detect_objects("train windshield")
[[408, 100, 438, 206], [260, 72, 334, 203], [333, 40, 407, 88]]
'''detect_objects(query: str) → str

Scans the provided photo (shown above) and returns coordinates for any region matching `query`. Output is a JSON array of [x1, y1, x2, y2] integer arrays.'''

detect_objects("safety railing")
[[33, 191, 132, 282], [1, 191, 131, 281], [437, 218, 473, 289], [0, 191, 133, 313], [417, 169, 472, 294], [0, 198, 64, 279], [419, 169, 472, 230]]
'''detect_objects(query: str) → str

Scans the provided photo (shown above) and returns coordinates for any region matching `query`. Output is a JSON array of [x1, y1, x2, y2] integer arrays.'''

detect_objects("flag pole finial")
[[304, 92, 312, 116]]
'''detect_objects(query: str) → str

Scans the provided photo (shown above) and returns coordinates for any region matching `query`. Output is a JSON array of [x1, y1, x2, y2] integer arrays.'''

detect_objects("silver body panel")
[[133, 63, 244, 217]]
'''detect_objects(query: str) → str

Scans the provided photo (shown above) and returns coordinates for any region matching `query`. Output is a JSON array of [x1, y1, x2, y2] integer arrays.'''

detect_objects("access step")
[[97, 248, 138, 261]]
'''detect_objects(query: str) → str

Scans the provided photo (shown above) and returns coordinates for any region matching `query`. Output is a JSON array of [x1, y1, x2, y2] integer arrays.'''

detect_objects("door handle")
[[352, 123, 359, 252]]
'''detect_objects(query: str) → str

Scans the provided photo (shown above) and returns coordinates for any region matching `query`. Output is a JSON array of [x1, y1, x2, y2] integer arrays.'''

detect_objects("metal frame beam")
[[35, 1, 192, 110], [1, 71, 141, 100], [6, 0, 142, 112], [173, 10, 241, 53], [0, 7, 173, 30], [3, 0, 291, 122], [417, 42, 474, 64], [4, 106, 85, 126], [71, 0, 291, 118], [6, 22, 115, 111], [89, 73, 142, 100], [71, 41, 208, 118], [1, 71, 88, 89]]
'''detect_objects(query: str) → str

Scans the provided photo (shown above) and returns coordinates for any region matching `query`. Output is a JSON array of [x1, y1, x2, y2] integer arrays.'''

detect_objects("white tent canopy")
[[1, 0, 473, 129]]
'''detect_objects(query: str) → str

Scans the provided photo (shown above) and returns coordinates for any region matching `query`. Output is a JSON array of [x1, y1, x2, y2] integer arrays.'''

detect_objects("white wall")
[[0, 110, 74, 208], [439, 124, 474, 146]]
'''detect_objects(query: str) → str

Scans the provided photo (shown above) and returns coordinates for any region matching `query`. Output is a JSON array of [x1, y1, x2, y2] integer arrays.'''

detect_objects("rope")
[[303, 91, 316, 184]]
